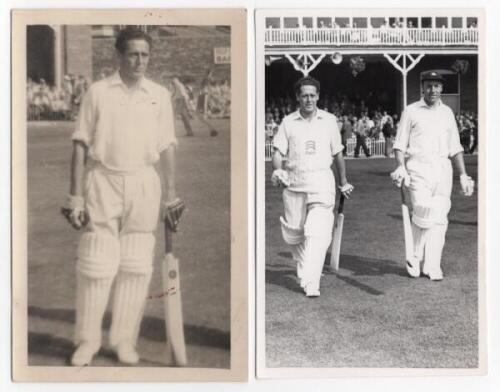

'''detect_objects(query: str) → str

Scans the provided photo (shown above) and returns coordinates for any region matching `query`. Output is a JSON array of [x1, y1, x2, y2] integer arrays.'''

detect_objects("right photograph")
[[256, 8, 485, 377]]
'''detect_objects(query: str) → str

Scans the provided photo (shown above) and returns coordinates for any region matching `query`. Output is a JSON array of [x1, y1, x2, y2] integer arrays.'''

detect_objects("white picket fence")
[[265, 27, 478, 46], [265, 137, 391, 160]]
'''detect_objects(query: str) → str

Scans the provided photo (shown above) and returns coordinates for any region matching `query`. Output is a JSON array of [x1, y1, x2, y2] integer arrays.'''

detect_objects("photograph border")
[[11, 8, 248, 382], [255, 7, 486, 378]]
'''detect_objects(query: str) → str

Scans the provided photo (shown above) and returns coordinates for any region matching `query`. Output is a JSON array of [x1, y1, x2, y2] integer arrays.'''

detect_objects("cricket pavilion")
[[264, 12, 479, 116]]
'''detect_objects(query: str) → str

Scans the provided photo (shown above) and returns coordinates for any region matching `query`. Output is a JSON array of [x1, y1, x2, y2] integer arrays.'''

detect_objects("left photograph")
[[12, 9, 247, 382]]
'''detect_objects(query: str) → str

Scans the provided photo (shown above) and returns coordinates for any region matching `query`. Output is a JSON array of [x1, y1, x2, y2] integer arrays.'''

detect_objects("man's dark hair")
[[115, 26, 153, 54], [294, 76, 320, 96]]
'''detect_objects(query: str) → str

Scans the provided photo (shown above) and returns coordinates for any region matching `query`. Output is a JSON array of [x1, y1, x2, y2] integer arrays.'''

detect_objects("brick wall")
[[64, 26, 92, 79], [92, 33, 231, 88]]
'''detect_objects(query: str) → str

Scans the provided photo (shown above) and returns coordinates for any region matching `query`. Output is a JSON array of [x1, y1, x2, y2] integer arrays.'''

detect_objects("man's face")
[[422, 80, 443, 105], [297, 84, 319, 115], [119, 39, 150, 82]]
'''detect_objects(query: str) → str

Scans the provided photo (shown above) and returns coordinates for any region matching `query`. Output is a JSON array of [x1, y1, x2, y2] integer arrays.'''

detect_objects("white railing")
[[265, 27, 478, 46], [265, 137, 391, 161]]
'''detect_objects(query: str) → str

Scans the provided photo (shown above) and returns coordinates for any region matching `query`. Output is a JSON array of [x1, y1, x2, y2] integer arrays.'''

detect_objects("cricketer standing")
[[62, 27, 185, 366], [271, 76, 354, 297], [391, 70, 475, 281]]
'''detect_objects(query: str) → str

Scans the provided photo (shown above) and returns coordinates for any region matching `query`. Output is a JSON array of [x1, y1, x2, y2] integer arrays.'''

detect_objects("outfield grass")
[[27, 117, 230, 368], [265, 156, 478, 368]]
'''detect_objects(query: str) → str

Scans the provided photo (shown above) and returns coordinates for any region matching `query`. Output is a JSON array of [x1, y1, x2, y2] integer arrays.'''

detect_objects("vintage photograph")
[[12, 9, 247, 382], [256, 8, 485, 377]]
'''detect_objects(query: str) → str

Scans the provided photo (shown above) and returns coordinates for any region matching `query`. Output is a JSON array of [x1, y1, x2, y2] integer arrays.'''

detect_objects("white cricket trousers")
[[282, 189, 334, 292], [406, 157, 453, 275], [74, 164, 161, 349]]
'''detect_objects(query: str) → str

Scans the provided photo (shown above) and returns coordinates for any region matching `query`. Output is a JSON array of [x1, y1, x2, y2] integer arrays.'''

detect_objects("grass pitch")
[[27, 117, 230, 368], [265, 156, 478, 368]]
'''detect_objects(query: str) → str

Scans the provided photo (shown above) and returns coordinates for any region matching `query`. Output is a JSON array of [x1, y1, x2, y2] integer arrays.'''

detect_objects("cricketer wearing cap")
[[62, 27, 185, 366], [271, 76, 354, 297], [391, 70, 475, 281]]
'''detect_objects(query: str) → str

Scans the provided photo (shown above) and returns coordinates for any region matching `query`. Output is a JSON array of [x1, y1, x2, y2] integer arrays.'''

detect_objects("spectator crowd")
[[265, 91, 478, 157], [27, 75, 90, 121]]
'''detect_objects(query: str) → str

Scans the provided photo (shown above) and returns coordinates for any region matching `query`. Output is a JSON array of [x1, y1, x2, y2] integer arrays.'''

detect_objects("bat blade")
[[401, 203, 413, 263], [162, 252, 187, 366], [329, 212, 344, 271], [400, 187, 414, 263]]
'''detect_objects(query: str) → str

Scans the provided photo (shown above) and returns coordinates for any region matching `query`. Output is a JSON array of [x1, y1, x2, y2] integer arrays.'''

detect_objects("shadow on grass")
[[27, 332, 116, 365], [267, 253, 406, 296], [28, 306, 230, 351], [388, 213, 477, 226]]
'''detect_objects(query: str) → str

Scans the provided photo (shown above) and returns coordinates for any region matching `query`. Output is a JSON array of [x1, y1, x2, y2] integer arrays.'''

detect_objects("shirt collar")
[[290, 108, 326, 121], [109, 71, 153, 93], [418, 97, 442, 109]]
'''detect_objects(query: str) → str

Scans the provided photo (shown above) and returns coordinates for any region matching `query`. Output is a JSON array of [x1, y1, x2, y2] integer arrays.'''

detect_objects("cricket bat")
[[400, 185, 414, 263], [329, 194, 345, 271], [162, 220, 187, 366]]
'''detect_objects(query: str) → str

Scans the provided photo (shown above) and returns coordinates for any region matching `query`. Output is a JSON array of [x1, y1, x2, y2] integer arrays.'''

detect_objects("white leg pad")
[[290, 243, 305, 281], [77, 232, 120, 278], [74, 274, 113, 347], [423, 224, 448, 277], [109, 233, 155, 347], [74, 232, 120, 347], [301, 205, 334, 292], [412, 195, 451, 229], [119, 233, 156, 274], [412, 222, 428, 263], [280, 216, 304, 245], [109, 271, 152, 347]]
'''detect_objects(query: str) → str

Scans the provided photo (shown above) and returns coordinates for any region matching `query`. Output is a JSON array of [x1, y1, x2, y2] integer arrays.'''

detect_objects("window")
[[435, 17, 448, 28], [284, 17, 299, 28], [421, 17, 432, 28], [451, 17, 463, 28], [317, 17, 332, 28], [266, 18, 281, 29], [353, 17, 367, 28]]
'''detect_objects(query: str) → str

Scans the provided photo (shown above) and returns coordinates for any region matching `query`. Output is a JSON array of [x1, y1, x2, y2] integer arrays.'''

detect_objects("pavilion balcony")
[[265, 27, 479, 47]]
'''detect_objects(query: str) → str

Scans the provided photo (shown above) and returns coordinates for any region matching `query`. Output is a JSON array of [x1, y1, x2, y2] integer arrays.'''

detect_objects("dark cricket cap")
[[420, 70, 445, 83]]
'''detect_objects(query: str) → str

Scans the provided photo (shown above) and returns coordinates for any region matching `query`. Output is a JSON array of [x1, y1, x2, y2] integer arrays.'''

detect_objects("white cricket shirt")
[[393, 98, 463, 163], [273, 109, 343, 194], [72, 72, 177, 172]]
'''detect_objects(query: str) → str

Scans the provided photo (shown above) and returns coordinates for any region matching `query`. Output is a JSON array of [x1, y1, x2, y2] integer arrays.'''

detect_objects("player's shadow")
[[388, 213, 477, 226], [271, 251, 405, 296], [27, 331, 117, 365], [265, 268, 305, 295], [329, 253, 406, 278], [27, 305, 230, 356]]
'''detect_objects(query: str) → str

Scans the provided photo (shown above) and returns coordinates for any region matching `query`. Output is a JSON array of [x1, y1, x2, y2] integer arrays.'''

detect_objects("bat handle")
[[164, 220, 173, 254], [337, 193, 345, 214]]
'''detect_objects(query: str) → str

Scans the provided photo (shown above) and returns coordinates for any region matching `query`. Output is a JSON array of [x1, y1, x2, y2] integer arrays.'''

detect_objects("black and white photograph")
[[12, 9, 247, 382], [256, 8, 485, 377]]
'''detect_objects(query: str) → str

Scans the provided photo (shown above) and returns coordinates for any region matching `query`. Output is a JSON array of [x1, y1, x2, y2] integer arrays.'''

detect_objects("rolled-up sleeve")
[[272, 121, 288, 156], [330, 118, 344, 156], [447, 110, 464, 157], [393, 108, 411, 153], [71, 86, 96, 146], [158, 89, 178, 153]]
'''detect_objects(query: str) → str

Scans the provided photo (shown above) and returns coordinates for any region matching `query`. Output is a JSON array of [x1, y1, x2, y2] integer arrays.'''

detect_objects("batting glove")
[[162, 198, 186, 232], [338, 183, 354, 199], [271, 169, 290, 188], [61, 194, 89, 230], [460, 174, 475, 197], [390, 165, 410, 188]]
